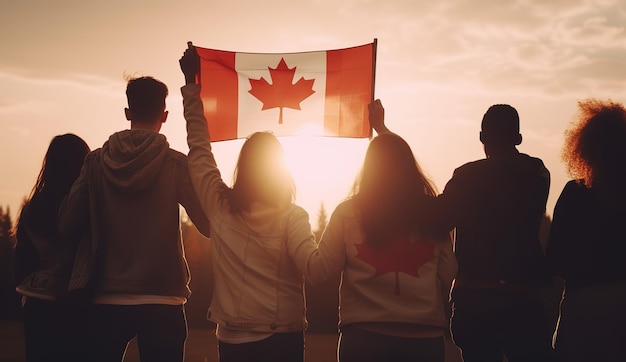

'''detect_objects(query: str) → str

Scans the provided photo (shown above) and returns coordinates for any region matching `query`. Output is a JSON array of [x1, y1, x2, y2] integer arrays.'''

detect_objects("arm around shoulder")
[[303, 204, 349, 285], [58, 156, 90, 243]]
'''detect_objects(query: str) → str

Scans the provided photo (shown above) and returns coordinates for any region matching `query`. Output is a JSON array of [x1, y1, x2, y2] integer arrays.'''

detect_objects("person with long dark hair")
[[310, 100, 457, 362], [14, 133, 90, 361], [181, 46, 319, 362], [547, 100, 626, 362]]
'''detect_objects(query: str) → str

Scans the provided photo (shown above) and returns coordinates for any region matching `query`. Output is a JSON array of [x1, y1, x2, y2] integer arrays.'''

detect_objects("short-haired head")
[[125, 76, 168, 124], [480, 104, 522, 147]]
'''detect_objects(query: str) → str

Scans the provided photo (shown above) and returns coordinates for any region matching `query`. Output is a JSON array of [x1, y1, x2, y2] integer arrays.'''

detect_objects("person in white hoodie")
[[59, 76, 211, 362], [309, 100, 457, 362], [180, 46, 320, 362]]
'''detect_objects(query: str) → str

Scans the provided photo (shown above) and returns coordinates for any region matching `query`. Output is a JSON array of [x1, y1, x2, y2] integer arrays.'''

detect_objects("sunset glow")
[[1, 0, 625, 221]]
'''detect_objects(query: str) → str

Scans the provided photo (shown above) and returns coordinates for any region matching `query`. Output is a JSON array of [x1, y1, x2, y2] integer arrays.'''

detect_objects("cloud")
[[338, 0, 626, 99]]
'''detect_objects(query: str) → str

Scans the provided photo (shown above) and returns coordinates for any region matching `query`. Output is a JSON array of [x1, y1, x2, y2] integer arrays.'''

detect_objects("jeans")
[[22, 297, 89, 362], [338, 324, 445, 362], [451, 289, 554, 362], [218, 332, 304, 362], [88, 303, 187, 362]]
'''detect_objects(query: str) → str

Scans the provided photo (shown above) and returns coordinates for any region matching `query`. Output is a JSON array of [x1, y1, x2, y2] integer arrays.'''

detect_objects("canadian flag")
[[195, 42, 376, 141]]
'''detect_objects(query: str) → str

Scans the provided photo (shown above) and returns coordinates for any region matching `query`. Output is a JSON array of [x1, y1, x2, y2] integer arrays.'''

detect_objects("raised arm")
[[180, 43, 227, 220], [368, 99, 392, 135], [58, 156, 90, 243]]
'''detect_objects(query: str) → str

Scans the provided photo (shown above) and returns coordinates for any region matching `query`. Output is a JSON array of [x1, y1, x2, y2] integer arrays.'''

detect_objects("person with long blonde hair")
[[310, 100, 456, 361], [180, 45, 319, 362]]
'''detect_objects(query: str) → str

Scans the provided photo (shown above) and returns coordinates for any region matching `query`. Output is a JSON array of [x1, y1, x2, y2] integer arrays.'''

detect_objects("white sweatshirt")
[[183, 84, 321, 333]]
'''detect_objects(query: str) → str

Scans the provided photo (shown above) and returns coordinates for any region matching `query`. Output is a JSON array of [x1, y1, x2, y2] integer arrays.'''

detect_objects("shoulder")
[[561, 179, 587, 196], [282, 204, 314, 237], [286, 204, 310, 222], [520, 153, 549, 171], [451, 159, 487, 179], [554, 180, 588, 211], [86, 148, 102, 161], [165, 148, 187, 161], [81, 148, 102, 168], [552, 180, 589, 222], [164, 149, 190, 172], [329, 199, 359, 219]]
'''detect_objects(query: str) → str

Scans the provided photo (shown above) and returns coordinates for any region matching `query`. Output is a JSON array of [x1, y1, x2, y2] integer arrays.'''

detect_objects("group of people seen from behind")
[[12, 44, 626, 362]]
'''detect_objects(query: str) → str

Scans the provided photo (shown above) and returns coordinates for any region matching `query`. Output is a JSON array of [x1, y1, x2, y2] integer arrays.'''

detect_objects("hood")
[[101, 129, 169, 191]]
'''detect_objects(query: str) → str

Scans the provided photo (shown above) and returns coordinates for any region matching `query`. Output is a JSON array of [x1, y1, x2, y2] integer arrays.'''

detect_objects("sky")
[[1, 0, 625, 226]]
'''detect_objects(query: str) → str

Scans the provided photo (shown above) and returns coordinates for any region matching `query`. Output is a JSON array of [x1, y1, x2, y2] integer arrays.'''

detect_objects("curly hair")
[[562, 99, 626, 187]]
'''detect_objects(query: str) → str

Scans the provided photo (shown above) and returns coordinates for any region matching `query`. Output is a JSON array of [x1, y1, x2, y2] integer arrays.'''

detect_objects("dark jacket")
[[547, 180, 626, 289], [431, 152, 550, 289], [14, 202, 75, 301], [59, 129, 210, 298]]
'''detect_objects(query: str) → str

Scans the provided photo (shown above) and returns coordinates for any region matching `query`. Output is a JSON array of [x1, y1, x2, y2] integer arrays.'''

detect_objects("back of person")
[[60, 76, 210, 362], [547, 99, 626, 362], [207, 200, 312, 332], [312, 109, 457, 362], [549, 180, 626, 286], [425, 104, 553, 362], [445, 153, 550, 287], [81, 131, 192, 297], [181, 44, 318, 362], [14, 134, 90, 362], [326, 200, 454, 330]]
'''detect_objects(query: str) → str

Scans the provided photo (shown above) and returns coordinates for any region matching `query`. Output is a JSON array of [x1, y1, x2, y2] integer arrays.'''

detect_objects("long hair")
[[562, 99, 626, 189], [15, 134, 90, 233], [223, 132, 295, 214], [352, 133, 438, 247]]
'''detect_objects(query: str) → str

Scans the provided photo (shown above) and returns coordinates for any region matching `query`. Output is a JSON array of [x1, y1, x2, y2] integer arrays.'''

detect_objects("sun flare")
[[280, 136, 369, 220]]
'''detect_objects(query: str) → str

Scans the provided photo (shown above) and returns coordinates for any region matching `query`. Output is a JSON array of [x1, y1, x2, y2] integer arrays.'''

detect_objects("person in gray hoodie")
[[59, 76, 211, 362]]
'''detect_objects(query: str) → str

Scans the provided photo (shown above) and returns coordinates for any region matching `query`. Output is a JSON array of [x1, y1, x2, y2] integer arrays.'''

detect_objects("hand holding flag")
[[180, 41, 200, 85], [368, 99, 391, 135]]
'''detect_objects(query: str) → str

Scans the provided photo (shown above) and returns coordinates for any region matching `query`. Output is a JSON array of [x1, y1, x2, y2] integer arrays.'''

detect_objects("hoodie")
[[59, 129, 210, 298]]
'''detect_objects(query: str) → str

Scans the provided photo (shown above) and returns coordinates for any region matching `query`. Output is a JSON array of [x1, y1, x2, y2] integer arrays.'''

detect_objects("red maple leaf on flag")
[[248, 58, 316, 125], [355, 233, 436, 295]]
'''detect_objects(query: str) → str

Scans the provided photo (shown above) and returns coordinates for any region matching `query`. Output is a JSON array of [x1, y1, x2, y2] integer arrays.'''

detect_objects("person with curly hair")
[[547, 99, 626, 362]]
